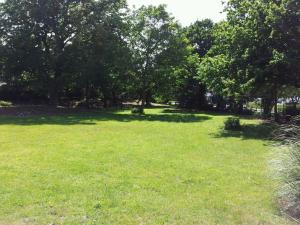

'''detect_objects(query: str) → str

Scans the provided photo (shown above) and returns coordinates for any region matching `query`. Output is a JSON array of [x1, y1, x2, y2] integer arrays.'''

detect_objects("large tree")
[[1, 0, 87, 103], [177, 19, 215, 109], [199, 0, 300, 116], [68, 0, 130, 107], [129, 5, 188, 106], [0, 0, 128, 105]]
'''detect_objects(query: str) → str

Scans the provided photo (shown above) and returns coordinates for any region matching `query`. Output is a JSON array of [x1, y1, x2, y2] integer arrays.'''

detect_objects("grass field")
[[0, 108, 294, 225]]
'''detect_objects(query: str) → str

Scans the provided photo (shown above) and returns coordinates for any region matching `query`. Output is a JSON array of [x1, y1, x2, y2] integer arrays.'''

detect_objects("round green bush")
[[131, 107, 144, 115], [224, 117, 241, 130]]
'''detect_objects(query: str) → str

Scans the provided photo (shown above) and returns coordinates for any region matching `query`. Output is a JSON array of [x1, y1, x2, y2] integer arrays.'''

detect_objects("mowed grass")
[[0, 108, 294, 225]]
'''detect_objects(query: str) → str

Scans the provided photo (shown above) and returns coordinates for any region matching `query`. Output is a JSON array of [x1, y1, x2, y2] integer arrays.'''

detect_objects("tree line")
[[0, 0, 299, 116]]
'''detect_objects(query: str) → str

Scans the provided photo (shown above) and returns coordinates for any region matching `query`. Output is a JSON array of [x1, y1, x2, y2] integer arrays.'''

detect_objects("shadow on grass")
[[0, 112, 212, 126], [162, 108, 262, 120], [212, 123, 277, 140], [162, 108, 200, 114], [162, 108, 234, 117]]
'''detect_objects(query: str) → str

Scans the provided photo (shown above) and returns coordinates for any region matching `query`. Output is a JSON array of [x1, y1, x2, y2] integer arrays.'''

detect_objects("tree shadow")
[[161, 108, 227, 116], [162, 108, 199, 114], [0, 111, 212, 126], [162, 108, 235, 117], [212, 123, 277, 141], [162, 108, 262, 120]]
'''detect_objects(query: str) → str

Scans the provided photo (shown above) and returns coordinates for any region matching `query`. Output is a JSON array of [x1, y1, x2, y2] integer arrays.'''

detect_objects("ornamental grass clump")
[[273, 116, 300, 220], [278, 143, 300, 219]]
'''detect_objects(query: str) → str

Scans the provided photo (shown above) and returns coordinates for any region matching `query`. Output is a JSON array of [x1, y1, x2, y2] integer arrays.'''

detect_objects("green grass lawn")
[[0, 108, 294, 225]]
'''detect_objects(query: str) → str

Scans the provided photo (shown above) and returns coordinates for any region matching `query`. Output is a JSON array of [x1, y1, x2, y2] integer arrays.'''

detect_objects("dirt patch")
[[280, 198, 300, 224]]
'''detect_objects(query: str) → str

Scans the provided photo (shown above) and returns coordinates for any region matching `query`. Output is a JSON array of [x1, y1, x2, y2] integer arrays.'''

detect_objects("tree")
[[129, 5, 187, 106], [199, 21, 251, 112], [187, 19, 214, 58], [177, 19, 215, 109], [0, 0, 129, 105], [0, 0, 87, 103], [69, 0, 130, 107], [199, 0, 300, 116]]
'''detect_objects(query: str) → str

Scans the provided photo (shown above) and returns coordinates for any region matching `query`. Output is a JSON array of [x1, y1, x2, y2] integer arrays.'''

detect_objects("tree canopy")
[[0, 0, 298, 115]]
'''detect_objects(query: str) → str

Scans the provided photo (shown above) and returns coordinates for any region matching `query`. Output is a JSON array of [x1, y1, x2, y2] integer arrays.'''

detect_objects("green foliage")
[[0, 0, 129, 104], [128, 5, 190, 105], [0, 0, 298, 115], [247, 100, 261, 111], [224, 117, 241, 130], [173, 20, 215, 109], [273, 119, 300, 219], [199, 0, 300, 116], [199, 54, 232, 97], [173, 54, 207, 109], [186, 19, 214, 57]]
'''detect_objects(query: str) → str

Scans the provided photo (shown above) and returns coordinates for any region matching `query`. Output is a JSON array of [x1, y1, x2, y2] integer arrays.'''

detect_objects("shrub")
[[273, 117, 300, 220], [0, 100, 12, 107], [224, 117, 241, 130], [131, 107, 144, 115], [278, 143, 300, 219]]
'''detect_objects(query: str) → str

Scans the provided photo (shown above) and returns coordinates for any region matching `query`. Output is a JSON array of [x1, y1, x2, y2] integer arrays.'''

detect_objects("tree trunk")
[[49, 60, 63, 106], [197, 84, 207, 109], [141, 98, 145, 107], [274, 97, 279, 121], [273, 84, 279, 122], [140, 89, 146, 107], [237, 100, 244, 114], [112, 90, 118, 106], [262, 97, 273, 118], [85, 81, 90, 109], [145, 90, 152, 107], [103, 96, 108, 108], [49, 78, 59, 106], [216, 96, 225, 111]]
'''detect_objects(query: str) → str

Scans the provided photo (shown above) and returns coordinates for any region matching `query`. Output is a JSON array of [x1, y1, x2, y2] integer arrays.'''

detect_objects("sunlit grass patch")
[[0, 108, 295, 225]]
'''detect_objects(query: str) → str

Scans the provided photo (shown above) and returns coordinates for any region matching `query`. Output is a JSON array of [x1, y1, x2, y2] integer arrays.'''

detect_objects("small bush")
[[0, 100, 12, 107], [131, 107, 144, 115], [224, 117, 241, 130]]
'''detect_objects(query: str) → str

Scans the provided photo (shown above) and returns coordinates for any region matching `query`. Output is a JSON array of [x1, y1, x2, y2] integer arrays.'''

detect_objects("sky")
[[127, 0, 227, 26]]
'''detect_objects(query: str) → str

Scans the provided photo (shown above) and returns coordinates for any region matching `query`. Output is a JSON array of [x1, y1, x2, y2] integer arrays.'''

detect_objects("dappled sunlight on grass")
[[212, 122, 277, 140], [0, 108, 294, 225], [0, 110, 212, 126]]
